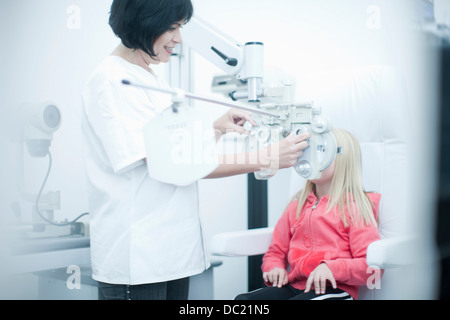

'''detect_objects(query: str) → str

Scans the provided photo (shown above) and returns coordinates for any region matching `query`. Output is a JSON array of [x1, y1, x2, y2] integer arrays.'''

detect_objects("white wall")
[[0, 0, 118, 299], [0, 0, 170, 226], [0, 0, 117, 226], [435, 0, 450, 25]]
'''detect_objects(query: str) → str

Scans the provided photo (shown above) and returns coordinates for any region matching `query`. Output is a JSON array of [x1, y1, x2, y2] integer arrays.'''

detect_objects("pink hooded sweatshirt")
[[262, 191, 381, 300]]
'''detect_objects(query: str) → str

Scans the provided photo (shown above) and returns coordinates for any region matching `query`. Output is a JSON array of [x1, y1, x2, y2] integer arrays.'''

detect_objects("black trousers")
[[97, 277, 190, 300], [235, 285, 353, 300]]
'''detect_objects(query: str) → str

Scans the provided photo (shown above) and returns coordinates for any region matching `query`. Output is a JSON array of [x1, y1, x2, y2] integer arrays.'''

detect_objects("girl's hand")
[[263, 268, 288, 288], [305, 263, 337, 294]]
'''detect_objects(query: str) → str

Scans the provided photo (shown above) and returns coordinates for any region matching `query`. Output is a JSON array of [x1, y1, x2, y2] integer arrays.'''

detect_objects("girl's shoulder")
[[285, 191, 317, 219], [365, 192, 382, 221], [365, 192, 381, 206], [285, 199, 299, 216]]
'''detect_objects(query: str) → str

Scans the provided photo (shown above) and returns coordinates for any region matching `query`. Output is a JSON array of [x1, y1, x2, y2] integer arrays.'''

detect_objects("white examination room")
[[0, 0, 449, 303]]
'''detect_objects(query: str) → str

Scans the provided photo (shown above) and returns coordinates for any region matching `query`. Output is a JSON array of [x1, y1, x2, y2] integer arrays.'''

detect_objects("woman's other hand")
[[258, 132, 310, 175], [214, 108, 257, 137]]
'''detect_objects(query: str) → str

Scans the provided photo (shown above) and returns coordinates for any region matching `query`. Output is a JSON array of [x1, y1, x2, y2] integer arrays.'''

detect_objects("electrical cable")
[[34, 152, 88, 227]]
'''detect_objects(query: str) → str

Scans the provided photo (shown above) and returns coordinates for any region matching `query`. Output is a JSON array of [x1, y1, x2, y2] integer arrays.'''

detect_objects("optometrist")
[[81, 0, 310, 300]]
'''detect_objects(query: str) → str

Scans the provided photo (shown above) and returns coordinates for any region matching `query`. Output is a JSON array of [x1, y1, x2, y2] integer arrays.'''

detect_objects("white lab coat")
[[81, 56, 210, 285]]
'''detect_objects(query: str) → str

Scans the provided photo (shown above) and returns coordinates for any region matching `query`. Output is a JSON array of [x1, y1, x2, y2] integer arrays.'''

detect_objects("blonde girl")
[[236, 129, 381, 300]]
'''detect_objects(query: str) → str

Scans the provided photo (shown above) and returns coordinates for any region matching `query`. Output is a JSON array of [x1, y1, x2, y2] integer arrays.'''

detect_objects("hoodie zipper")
[[311, 200, 319, 210], [307, 199, 320, 250]]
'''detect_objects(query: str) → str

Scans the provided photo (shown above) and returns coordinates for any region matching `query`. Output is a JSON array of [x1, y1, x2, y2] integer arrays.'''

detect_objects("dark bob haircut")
[[109, 0, 193, 58]]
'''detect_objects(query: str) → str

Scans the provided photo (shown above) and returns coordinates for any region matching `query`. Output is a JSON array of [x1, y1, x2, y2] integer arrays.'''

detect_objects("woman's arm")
[[204, 150, 267, 179], [205, 132, 310, 179]]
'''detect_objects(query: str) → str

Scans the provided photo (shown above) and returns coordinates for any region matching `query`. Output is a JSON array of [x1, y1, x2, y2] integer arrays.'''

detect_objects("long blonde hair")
[[294, 128, 378, 227]]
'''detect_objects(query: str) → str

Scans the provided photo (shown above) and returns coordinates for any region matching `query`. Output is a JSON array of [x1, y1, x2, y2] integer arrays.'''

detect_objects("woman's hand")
[[214, 108, 256, 136], [258, 132, 310, 175], [305, 263, 337, 295], [263, 268, 288, 288]]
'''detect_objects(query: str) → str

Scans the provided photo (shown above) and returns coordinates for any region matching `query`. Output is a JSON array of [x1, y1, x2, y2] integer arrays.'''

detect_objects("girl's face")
[[311, 159, 335, 186], [150, 21, 184, 64]]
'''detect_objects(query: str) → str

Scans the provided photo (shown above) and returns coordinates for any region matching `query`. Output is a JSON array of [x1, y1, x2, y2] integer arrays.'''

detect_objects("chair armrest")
[[211, 227, 274, 257], [366, 236, 419, 268]]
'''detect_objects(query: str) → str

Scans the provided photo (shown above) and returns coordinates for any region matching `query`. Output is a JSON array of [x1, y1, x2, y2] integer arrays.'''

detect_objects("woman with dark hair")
[[81, 0, 310, 300], [108, 0, 194, 69]]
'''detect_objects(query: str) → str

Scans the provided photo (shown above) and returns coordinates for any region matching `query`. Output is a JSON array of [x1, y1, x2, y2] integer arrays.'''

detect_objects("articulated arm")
[[182, 17, 264, 103]]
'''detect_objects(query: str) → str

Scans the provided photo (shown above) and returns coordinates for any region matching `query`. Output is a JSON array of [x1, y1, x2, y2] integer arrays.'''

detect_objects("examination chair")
[[211, 66, 438, 299]]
